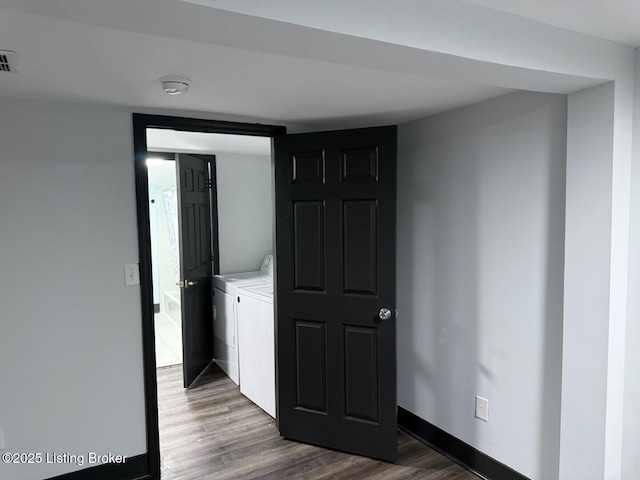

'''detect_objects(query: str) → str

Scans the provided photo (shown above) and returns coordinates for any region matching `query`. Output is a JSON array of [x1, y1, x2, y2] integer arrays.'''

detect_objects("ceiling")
[[463, 0, 640, 47], [186, 0, 640, 47], [0, 1, 633, 128], [0, 3, 510, 128], [147, 129, 272, 156]]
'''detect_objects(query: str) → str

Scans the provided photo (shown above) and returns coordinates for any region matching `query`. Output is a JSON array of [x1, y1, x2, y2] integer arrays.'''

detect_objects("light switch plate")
[[124, 264, 140, 286]]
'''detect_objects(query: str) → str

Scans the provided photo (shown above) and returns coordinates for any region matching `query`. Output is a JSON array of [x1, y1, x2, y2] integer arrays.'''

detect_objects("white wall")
[[147, 161, 180, 312], [149, 184, 161, 304], [155, 185, 180, 309], [216, 152, 273, 274], [560, 83, 615, 480], [0, 99, 147, 479], [397, 91, 567, 479], [623, 48, 640, 480]]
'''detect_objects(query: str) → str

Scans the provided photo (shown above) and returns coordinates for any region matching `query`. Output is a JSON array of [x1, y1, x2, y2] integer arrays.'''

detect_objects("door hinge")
[[206, 179, 213, 188]]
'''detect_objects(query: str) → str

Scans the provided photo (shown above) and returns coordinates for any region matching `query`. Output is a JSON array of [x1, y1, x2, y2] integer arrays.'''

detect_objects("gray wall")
[[397, 91, 567, 479], [623, 48, 640, 480], [0, 97, 290, 480], [560, 82, 615, 480], [216, 152, 273, 274], [0, 99, 147, 479]]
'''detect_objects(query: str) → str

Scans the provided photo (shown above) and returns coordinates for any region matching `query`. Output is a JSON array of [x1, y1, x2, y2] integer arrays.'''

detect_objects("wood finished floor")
[[157, 364, 479, 480]]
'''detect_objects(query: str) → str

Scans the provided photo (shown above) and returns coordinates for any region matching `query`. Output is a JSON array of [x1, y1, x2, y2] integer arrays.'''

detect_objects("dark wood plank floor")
[[157, 364, 479, 480]]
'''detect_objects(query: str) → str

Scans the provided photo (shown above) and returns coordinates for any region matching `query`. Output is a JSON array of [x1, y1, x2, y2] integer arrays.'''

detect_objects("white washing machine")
[[213, 255, 273, 385], [237, 282, 275, 418]]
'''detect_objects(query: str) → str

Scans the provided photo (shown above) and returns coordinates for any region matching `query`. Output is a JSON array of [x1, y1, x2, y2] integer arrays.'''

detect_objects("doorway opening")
[[144, 129, 275, 381], [133, 114, 285, 477]]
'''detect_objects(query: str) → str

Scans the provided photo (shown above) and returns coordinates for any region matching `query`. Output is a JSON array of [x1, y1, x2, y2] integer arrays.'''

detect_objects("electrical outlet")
[[0, 426, 6, 450], [475, 396, 489, 422], [124, 264, 140, 286]]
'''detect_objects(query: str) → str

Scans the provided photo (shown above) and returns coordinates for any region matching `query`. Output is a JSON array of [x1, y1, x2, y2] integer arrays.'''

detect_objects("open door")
[[274, 126, 397, 462], [176, 153, 215, 388]]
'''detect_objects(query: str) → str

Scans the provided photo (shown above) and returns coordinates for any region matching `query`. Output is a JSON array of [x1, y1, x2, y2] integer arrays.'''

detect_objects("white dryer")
[[212, 255, 273, 385], [237, 283, 275, 417]]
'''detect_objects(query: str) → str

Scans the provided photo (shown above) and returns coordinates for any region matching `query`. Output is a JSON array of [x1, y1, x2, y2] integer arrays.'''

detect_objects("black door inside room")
[[274, 125, 398, 462]]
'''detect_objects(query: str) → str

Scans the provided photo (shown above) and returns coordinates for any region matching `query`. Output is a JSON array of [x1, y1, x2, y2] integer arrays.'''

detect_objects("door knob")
[[187, 280, 198, 286], [176, 280, 198, 288], [379, 308, 392, 320]]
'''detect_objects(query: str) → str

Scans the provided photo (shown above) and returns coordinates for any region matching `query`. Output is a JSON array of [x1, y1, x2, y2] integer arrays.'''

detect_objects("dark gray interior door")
[[274, 126, 398, 462], [177, 153, 214, 388]]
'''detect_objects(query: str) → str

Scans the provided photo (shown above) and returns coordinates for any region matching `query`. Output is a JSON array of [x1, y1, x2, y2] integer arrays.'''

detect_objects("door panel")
[[294, 320, 328, 413], [292, 150, 325, 184], [293, 201, 326, 291], [343, 200, 377, 295], [344, 325, 378, 422], [177, 153, 214, 388], [275, 126, 397, 462]]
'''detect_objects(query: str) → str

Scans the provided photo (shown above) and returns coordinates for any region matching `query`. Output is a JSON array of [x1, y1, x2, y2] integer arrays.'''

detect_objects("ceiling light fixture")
[[160, 76, 191, 95]]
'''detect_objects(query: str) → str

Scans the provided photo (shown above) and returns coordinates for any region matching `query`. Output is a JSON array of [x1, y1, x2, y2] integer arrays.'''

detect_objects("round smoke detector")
[[160, 76, 191, 95]]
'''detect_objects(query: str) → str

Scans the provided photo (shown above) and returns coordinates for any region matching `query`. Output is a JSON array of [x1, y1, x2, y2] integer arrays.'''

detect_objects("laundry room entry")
[[144, 127, 274, 387]]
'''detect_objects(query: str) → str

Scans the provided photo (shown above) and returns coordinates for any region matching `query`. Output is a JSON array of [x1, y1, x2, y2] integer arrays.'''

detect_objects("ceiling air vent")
[[0, 50, 18, 73]]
